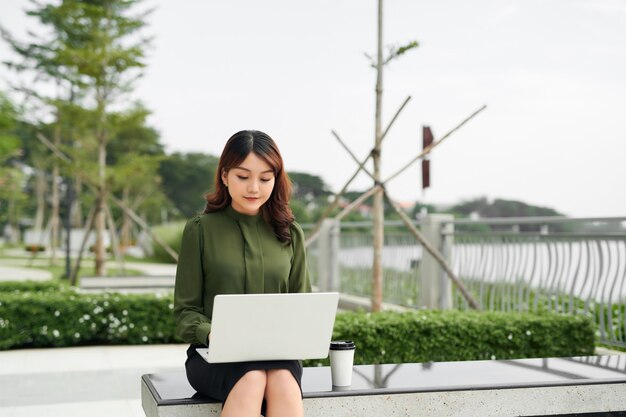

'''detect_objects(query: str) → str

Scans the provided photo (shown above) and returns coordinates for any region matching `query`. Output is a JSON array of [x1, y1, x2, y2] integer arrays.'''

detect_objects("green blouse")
[[173, 205, 312, 346]]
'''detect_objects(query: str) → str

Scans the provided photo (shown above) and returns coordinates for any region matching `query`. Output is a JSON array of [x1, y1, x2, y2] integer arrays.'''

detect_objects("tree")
[[159, 152, 219, 218], [2, 2, 88, 261], [449, 197, 563, 219], [107, 104, 166, 250], [106, 103, 163, 165], [0, 92, 20, 160], [367, 0, 419, 311], [63, 0, 150, 276], [449, 197, 566, 232], [288, 172, 331, 201], [0, 92, 26, 242], [4, 0, 152, 275], [13, 120, 49, 236]]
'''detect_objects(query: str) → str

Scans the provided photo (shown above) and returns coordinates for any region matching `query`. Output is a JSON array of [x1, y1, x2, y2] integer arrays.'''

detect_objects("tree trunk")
[[94, 137, 107, 276], [371, 0, 384, 312], [49, 123, 61, 264], [120, 186, 131, 252], [33, 166, 46, 235], [71, 176, 83, 228], [7, 178, 19, 244]]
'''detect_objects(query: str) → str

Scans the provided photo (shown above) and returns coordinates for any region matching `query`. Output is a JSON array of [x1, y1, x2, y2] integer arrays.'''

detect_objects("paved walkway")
[[0, 258, 179, 416], [0, 258, 176, 283], [0, 265, 52, 282], [0, 344, 188, 417]]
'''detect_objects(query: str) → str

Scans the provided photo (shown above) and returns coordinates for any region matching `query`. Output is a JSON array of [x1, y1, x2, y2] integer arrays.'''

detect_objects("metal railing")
[[304, 216, 626, 349], [451, 216, 626, 349], [304, 221, 424, 306]]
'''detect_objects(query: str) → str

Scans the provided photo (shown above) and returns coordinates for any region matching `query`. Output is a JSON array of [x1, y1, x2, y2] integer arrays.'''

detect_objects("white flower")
[[526, 330, 532, 336], [129, 323, 135, 328], [54, 310, 60, 317], [74, 332, 80, 338], [490, 355, 496, 360], [507, 334, 513, 340], [142, 325, 148, 331], [168, 304, 174, 310], [142, 336, 148, 342], [53, 329, 60, 337], [122, 310, 128, 316], [83, 314, 91, 321]]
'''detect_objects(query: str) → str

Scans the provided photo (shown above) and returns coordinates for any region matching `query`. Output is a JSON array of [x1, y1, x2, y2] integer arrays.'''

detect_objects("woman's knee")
[[265, 369, 300, 396], [232, 370, 267, 397]]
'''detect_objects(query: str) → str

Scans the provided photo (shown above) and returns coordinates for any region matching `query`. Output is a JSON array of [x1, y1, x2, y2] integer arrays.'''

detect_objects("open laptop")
[[196, 292, 339, 363]]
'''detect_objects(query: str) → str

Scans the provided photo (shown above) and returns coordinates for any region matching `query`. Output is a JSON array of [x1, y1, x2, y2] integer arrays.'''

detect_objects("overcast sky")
[[1, 0, 625, 218]]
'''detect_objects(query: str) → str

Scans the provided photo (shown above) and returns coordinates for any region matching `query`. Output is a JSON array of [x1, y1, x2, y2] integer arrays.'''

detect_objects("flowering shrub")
[[303, 310, 595, 367], [0, 290, 177, 349]]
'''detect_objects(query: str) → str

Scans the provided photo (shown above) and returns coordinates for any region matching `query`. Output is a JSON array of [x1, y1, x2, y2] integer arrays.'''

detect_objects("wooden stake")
[[383, 190, 481, 310], [306, 96, 413, 245], [104, 203, 126, 276], [69, 204, 96, 287]]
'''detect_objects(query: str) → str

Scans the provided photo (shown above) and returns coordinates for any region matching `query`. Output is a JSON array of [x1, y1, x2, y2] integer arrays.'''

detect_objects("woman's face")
[[222, 152, 276, 216]]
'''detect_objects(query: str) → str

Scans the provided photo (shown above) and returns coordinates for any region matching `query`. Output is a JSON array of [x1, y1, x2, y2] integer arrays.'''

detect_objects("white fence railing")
[[304, 216, 626, 348]]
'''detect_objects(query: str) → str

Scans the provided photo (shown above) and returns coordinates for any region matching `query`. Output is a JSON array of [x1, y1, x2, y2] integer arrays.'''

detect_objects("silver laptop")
[[196, 292, 339, 363]]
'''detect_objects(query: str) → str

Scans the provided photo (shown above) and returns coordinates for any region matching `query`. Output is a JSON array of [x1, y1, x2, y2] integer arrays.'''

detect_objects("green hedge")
[[302, 310, 595, 366], [0, 280, 63, 293], [0, 289, 596, 364], [0, 291, 176, 349]]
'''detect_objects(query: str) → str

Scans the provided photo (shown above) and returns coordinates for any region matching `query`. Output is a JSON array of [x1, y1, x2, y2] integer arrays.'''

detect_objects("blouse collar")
[[225, 204, 262, 224]]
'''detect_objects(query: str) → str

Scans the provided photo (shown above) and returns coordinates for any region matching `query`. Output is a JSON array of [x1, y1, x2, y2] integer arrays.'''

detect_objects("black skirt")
[[185, 344, 303, 415]]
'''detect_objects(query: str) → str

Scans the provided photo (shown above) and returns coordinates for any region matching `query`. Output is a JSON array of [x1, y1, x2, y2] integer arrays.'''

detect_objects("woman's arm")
[[288, 222, 313, 294], [173, 216, 212, 346]]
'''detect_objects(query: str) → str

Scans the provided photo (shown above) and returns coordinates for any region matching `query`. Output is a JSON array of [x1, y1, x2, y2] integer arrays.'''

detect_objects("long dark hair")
[[204, 130, 295, 244]]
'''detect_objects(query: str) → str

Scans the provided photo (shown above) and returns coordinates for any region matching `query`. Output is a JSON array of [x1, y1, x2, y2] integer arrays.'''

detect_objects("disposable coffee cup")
[[329, 340, 356, 386]]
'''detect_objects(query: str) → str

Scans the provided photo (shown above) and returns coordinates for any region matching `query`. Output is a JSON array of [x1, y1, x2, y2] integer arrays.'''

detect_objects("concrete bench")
[[142, 354, 626, 417]]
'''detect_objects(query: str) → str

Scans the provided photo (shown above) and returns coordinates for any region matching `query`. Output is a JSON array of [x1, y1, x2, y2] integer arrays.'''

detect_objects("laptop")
[[196, 292, 339, 363]]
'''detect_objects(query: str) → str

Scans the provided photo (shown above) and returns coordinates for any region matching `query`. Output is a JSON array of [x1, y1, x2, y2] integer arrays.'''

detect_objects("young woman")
[[174, 130, 311, 417]]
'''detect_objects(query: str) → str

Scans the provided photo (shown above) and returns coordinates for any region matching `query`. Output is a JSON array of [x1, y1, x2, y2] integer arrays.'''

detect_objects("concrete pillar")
[[419, 214, 454, 309], [317, 218, 340, 292]]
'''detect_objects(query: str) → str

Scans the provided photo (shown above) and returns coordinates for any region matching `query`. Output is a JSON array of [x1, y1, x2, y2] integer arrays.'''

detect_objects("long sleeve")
[[173, 216, 212, 346], [288, 222, 312, 294]]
